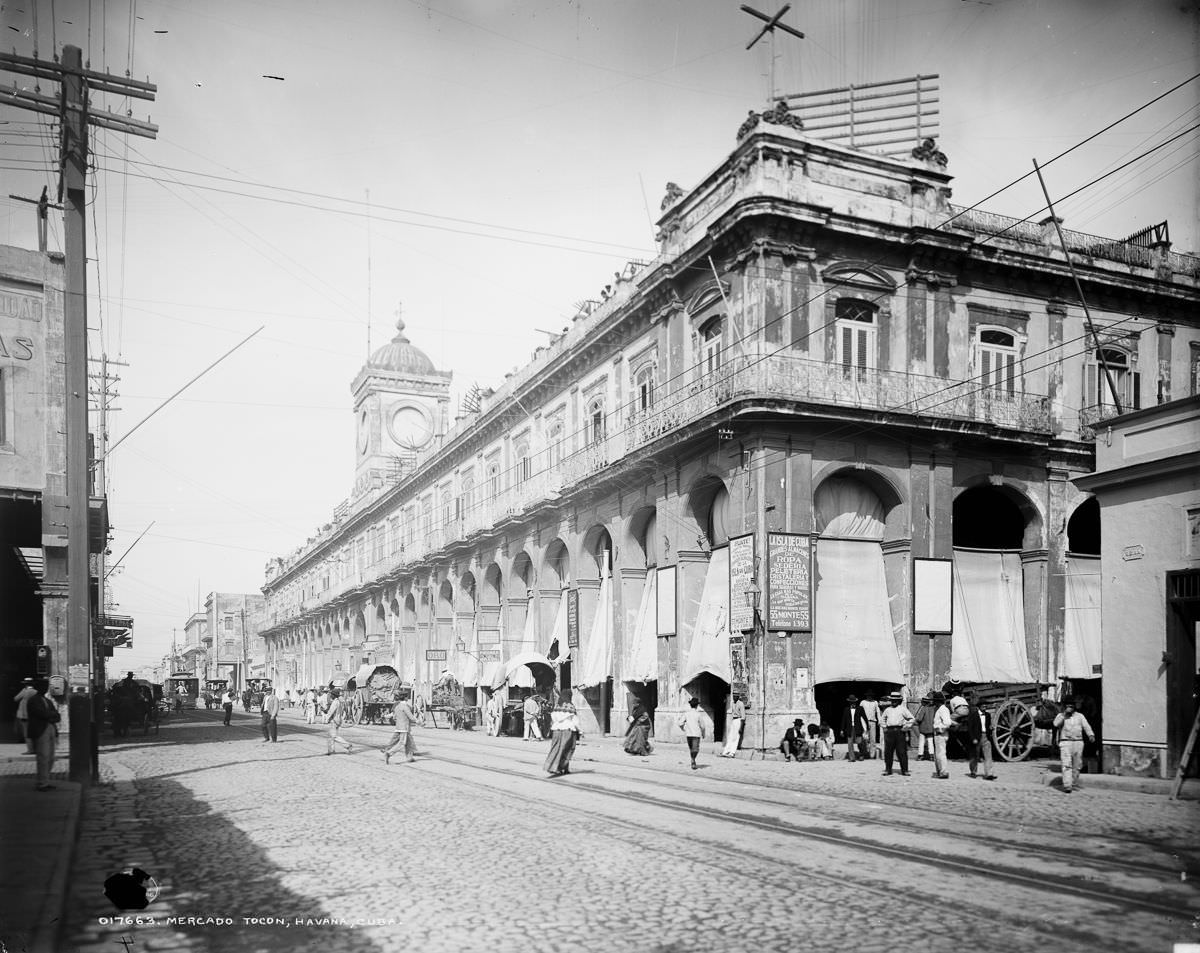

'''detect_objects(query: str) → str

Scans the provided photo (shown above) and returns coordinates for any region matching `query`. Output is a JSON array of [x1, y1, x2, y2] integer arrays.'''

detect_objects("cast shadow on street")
[[67, 771, 389, 953]]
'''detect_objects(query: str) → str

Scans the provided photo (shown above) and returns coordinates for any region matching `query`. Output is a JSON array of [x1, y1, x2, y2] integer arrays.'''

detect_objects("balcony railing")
[[266, 352, 1053, 626]]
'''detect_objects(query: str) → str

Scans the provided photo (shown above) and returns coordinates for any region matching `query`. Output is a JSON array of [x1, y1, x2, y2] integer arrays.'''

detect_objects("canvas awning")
[[623, 571, 658, 684], [352, 664, 375, 688], [576, 570, 613, 689], [1061, 554, 1101, 679], [813, 538, 904, 684], [949, 548, 1035, 683], [500, 651, 556, 687], [681, 546, 731, 687], [547, 589, 569, 661]]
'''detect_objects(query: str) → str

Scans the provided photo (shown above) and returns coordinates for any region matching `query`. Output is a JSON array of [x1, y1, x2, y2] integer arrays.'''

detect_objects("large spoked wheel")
[[991, 699, 1035, 762]]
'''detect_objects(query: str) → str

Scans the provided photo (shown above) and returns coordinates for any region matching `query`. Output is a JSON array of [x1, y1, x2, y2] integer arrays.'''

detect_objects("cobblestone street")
[[61, 709, 1200, 953]]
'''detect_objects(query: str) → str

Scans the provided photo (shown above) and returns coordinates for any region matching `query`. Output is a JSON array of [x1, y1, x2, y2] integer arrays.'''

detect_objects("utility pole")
[[0, 45, 157, 783]]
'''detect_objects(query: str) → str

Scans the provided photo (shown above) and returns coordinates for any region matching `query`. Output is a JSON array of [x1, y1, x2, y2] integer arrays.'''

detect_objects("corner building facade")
[[261, 112, 1200, 750]]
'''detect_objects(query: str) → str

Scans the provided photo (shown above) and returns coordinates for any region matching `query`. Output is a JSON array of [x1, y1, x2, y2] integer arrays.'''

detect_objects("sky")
[[1, 0, 1197, 672]]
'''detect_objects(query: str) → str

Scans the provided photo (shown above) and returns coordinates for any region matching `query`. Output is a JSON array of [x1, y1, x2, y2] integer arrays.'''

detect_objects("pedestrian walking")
[[721, 693, 745, 758], [221, 688, 235, 726], [26, 679, 61, 791], [544, 691, 580, 777], [13, 677, 37, 753], [965, 695, 996, 780], [241, 688, 252, 713], [522, 693, 544, 741], [677, 696, 709, 770], [1053, 697, 1095, 793], [913, 694, 936, 761], [305, 688, 317, 724], [840, 695, 868, 761], [485, 692, 502, 737], [260, 687, 280, 743], [931, 691, 952, 779], [382, 692, 421, 764], [324, 690, 354, 755], [860, 691, 881, 759], [880, 690, 915, 776]]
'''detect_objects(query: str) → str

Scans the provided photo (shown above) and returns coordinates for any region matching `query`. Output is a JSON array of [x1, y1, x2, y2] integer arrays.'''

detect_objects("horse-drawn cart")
[[943, 681, 1060, 762], [346, 665, 407, 725]]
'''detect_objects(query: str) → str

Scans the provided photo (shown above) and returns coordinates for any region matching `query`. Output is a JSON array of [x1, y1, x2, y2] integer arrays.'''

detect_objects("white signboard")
[[913, 557, 953, 634]]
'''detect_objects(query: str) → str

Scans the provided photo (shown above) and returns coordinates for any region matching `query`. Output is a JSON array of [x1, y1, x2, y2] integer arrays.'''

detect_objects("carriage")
[[205, 678, 229, 711], [246, 677, 273, 712], [108, 678, 160, 736], [941, 681, 1060, 762], [168, 673, 199, 710], [345, 665, 407, 725], [429, 672, 477, 730]]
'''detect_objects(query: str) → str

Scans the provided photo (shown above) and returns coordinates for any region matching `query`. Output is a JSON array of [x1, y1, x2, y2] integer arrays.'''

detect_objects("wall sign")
[[728, 533, 756, 633], [913, 557, 953, 635], [425, 649, 447, 661], [728, 635, 748, 697], [766, 533, 812, 632], [566, 588, 580, 649], [656, 565, 677, 636]]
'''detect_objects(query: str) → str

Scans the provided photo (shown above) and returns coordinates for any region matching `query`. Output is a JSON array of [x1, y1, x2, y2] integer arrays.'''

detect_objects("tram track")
[[180, 712, 1197, 922], [404, 729, 1195, 881], [238, 710, 1195, 931]]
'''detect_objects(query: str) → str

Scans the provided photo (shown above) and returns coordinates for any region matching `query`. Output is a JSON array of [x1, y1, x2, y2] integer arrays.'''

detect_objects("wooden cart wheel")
[[348, 693, 364, 725], [991, 698, 1035, 762]]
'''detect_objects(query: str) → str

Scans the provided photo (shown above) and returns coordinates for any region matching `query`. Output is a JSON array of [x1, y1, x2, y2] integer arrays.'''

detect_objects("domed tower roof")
[[367, 317, 436, 375]]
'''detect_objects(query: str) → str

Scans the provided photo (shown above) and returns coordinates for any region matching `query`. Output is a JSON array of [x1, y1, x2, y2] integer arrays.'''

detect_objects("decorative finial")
[[393, 303, 409, 342]]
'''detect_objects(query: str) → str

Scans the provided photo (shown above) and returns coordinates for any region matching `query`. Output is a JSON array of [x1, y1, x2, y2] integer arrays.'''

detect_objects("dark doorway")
[[814, 680, 902, 748], [690, 672, 728, 742], [1067, 498, 1101, 555], [1166, 571, 1200, 777], [625, 680, 658, 736]]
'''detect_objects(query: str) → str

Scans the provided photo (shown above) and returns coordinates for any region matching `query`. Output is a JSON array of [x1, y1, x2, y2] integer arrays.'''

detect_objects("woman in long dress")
[[623, 702, 652, 756], [544, 691, 579, 777]]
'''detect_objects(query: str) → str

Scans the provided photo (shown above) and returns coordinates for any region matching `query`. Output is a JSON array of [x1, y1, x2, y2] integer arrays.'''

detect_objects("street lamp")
[[744, 567, 765, 755]]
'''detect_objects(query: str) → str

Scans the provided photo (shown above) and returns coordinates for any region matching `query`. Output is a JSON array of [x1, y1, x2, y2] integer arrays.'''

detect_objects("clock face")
[[388, 405, 433, 450], [357, 409, 370, 455]]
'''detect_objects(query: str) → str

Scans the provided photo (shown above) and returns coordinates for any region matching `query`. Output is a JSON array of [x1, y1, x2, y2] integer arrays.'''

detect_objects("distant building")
[[1074, 396, 1200, 778], [0, 243, 114, 736], [261, 106, 1200, 750], [177, 593, 265, 691]]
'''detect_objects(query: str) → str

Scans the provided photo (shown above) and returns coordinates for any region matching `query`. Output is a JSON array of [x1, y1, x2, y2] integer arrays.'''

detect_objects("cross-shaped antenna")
[[741, 4, 805, 106]]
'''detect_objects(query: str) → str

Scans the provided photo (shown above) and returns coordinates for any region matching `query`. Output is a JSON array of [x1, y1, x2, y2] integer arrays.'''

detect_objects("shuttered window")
[[1084, 347, 1139, 413], [836, 299, 877, 380], [978, 329, 1017, 395]]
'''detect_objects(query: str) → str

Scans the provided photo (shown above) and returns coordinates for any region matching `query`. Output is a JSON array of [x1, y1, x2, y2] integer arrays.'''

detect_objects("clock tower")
[[351, 314, 452, 498]]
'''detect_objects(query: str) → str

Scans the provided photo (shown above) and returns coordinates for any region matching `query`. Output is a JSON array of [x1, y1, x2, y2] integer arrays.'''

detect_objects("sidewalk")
[[0, 733, 82, 953]]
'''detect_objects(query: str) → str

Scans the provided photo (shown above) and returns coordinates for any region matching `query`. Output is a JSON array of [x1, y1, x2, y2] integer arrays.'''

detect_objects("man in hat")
[[26, 678, 61, 790], [13, 677, 38, 753], [859, 690, 881, 759], [964, 693, 996, 780], [840, 695, 868, 761], [931, 691, 952, 779], [677, 696, 710, 770], [721, 692, 746, 758], [779, 718, 807, 762], [913, 694, 936, 760], [880, 690, 916, 776]]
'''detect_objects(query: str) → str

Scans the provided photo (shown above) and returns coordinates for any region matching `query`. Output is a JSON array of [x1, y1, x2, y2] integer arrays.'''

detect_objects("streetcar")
[[167, 673, 199, 711]]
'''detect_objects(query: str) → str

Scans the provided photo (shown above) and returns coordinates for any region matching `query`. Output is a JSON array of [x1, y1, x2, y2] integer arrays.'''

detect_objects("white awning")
[[1061, 554, 1101, 678], [548, 589, 569, 661], [577, 571, 613, 689], [681, 546, 731, 687], [813, 538, 904, 684], [623, 571, 658, 683], [352, 664, 375, 688], [949, 548, 1034, 683]]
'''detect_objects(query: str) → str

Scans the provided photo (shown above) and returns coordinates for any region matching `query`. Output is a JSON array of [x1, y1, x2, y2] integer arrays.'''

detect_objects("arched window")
[[699, 318, 723, 375], [707, 485, 730, 547], [441, 489, 453, 527], [420, 498, 432, 538], [633, 364, 656, 416], [977, 328, 1018, 395], [515, 440, 531, 481], [459, 473, 475, 521], [547, 419, 565, 467], [835, 299, 877, 380], [588, 396, 606, 445], [1086, 346, 1138, 413], [486, 459, 501, 498]]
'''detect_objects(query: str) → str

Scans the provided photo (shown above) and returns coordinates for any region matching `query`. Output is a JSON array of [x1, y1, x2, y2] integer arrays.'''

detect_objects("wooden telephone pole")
[[0, 45, 156, 782]]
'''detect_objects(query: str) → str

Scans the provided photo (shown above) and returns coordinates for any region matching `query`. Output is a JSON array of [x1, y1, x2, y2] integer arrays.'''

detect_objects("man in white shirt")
[[677, 697, 710, 771], [880, 691, 916, 776], [324, 690, 354, 755], [1053, 697, 1095, 793], [382, 692, 421, 764], [220, 689, 235, 726], [859, 691, 881, 759], [260, 688, 280, 743], [931, 692, 952, 779], [522, 694, 544, 741], [721, 693, 745, 758]]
